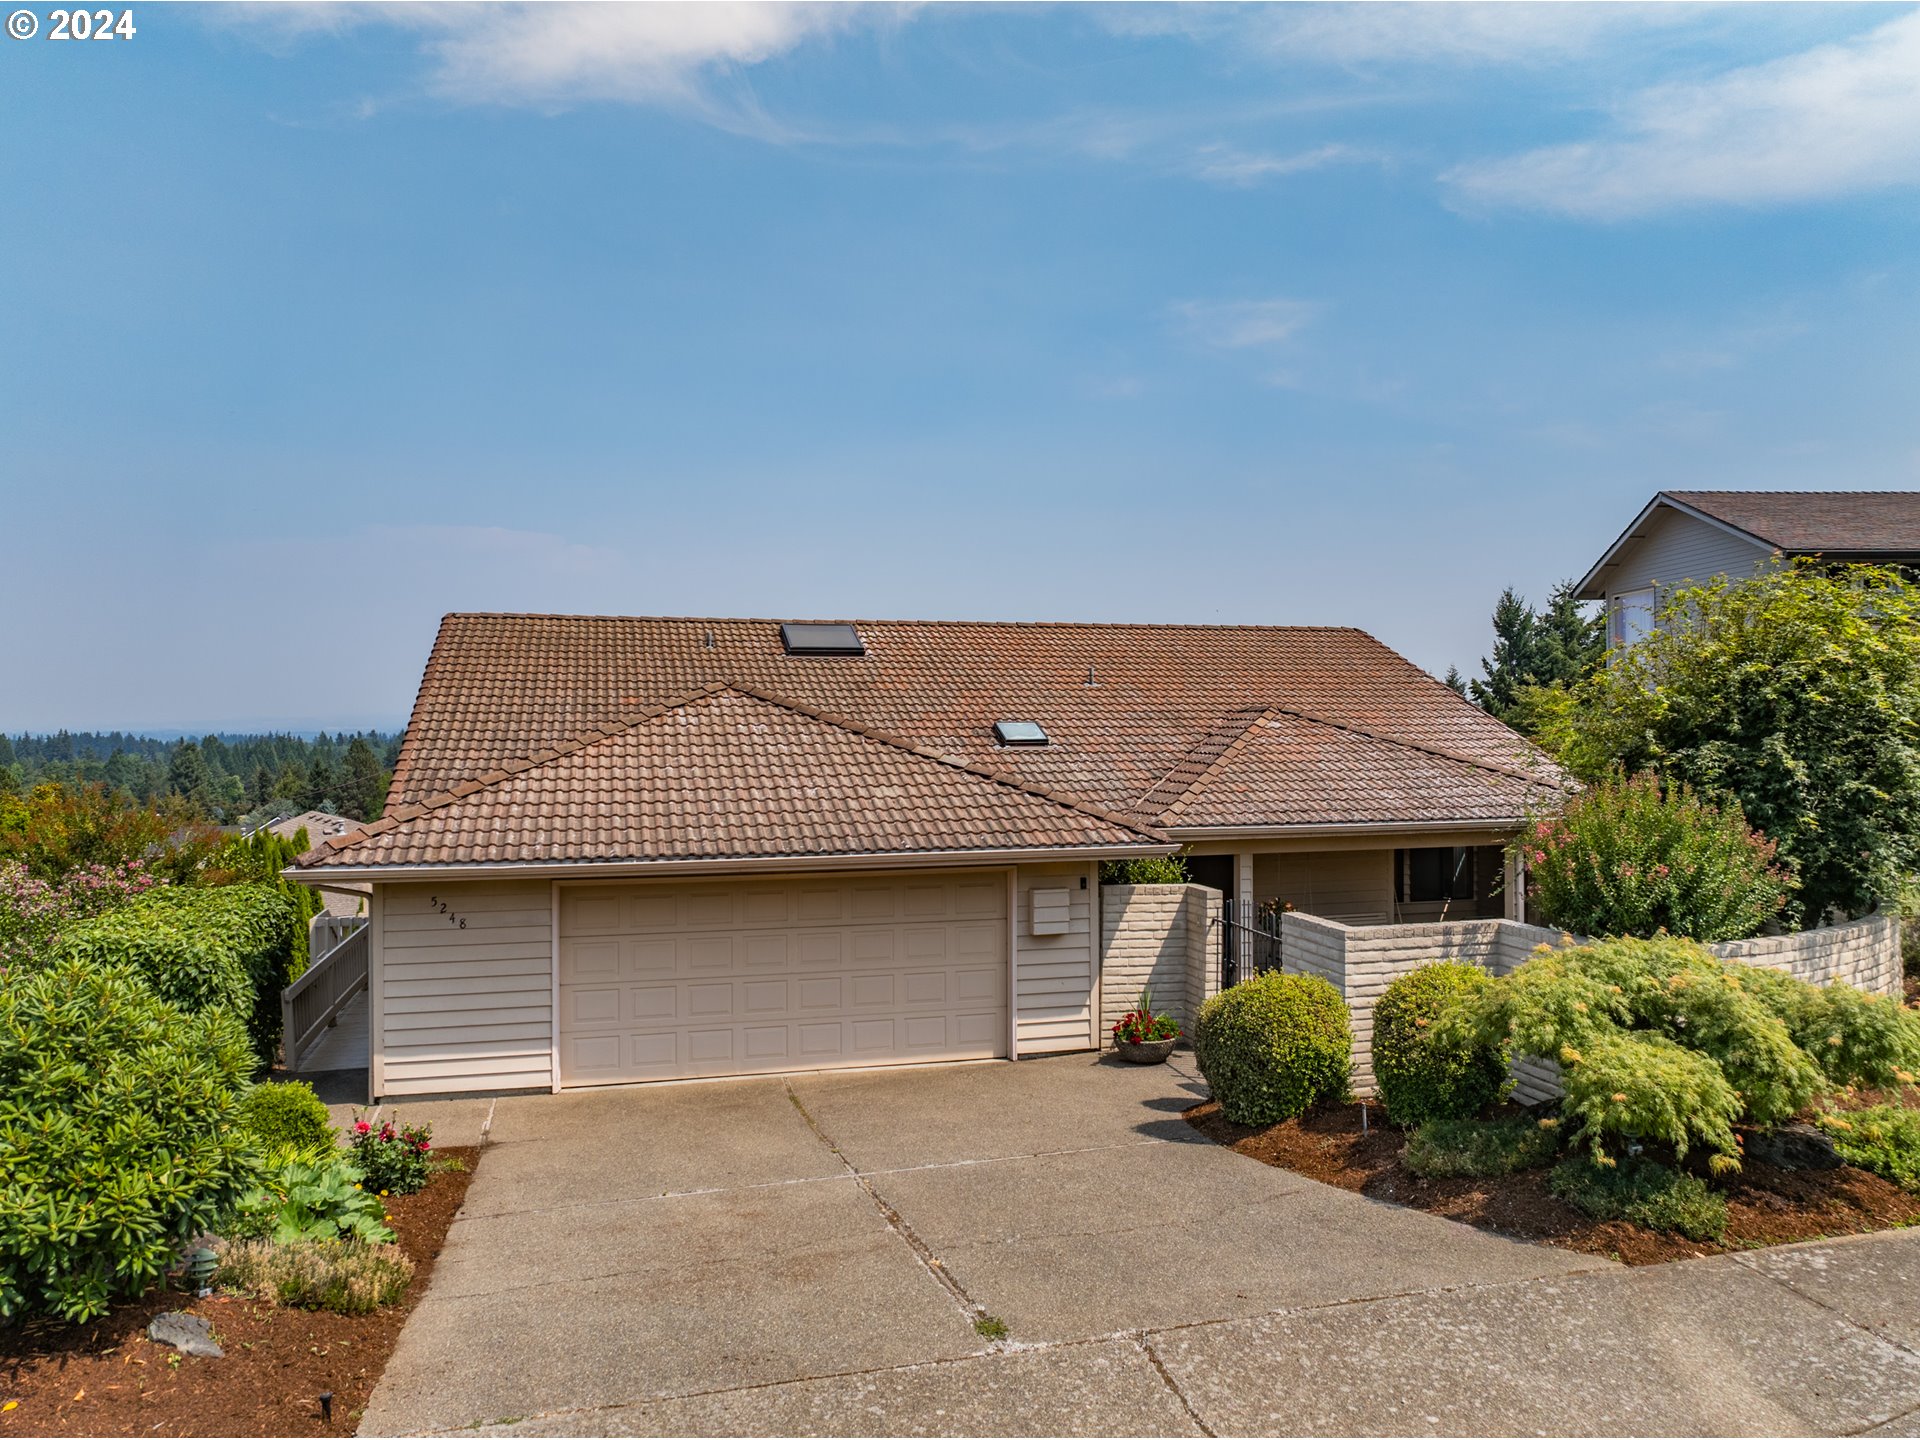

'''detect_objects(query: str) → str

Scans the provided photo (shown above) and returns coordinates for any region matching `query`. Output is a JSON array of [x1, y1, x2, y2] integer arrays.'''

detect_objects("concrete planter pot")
[[1114, 1036, 1178, 1065]]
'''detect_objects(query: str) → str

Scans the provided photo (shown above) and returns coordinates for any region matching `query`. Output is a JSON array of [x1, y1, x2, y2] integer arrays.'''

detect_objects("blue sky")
[[5, 2, 1919, 733]]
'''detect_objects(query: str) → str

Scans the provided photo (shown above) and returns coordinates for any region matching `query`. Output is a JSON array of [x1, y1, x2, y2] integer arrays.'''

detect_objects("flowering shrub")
[[1436, 934, 1920, 1172], [0, 858, 162, 968], [348, 1114, 433, 1197], [1519, 772, 1791, 943], [1112, 988, 1180, 1045]]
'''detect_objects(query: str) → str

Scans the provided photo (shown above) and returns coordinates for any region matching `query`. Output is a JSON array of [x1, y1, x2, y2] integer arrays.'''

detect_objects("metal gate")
[[1218, 899, 1284, 990]]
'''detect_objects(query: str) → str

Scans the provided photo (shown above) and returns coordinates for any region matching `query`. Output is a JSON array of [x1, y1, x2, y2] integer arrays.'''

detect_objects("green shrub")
[[236, 1081, 336, 1155], [1403, 1116, 1559, 1178], [1814, 1106, 1920, 1191], [348, 1114, 434, 1197], [1435, 934, 1914, 1171], [1193, 971, 1350, 1125], [51, 883, 299, 1068], [214, 1237, 412, 1314], [226, 1153, 393, 1244], [0, 959, 259, 1322], [1372, 962, 1508, 1126], [1517, 772, 1791, 942], [1100, 854, 1191, 886], [1549, 1156, 1729, 1242]]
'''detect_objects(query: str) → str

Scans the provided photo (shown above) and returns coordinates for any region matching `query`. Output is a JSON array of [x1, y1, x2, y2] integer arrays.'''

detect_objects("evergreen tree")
[[167, 742, 217, 816], [1468, 581, 1605, 731], [0, 735, 14, 768], [249, 764, 274, 806], [339, 736, 388, 821], [1442, 666, 1467, 697], [1469, 588, 1542, 719], [304, 753, 339, 811]]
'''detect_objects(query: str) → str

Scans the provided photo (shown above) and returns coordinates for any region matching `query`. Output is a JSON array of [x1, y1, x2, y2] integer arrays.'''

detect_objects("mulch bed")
[[0, 1148, 478, 1437], [1186, 1101, 1920, 1265]]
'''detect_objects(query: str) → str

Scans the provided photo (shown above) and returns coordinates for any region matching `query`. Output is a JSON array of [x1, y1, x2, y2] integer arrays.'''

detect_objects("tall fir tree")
[[1467, 581, 1605, 729], [339, 737, 388, 821]]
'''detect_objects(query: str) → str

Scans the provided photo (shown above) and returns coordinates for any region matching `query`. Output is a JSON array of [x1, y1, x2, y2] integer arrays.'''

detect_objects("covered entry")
[[557, 870, 1008, 1085]]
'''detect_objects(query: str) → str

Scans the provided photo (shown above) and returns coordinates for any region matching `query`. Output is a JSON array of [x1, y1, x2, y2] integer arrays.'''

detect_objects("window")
[[993, 720, 1049, 746], [1608, 587, 1657, 649], [1400, 847, 1473, 903], [779, 622, 865, 656]]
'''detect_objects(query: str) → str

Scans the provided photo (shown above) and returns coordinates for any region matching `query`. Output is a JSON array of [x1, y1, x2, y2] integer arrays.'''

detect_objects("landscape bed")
[[0, 1147, 478, 1438], [1186, 1100, 1920, 1265]]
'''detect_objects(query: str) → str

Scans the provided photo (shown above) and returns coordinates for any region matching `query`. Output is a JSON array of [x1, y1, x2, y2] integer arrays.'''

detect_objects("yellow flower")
[[380, 1190, 389, 1197]]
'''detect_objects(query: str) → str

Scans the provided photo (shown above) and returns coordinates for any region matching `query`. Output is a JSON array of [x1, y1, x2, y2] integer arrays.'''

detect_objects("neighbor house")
[[291, 614, 1561, 1098], [1576, 490, 1920, 646]]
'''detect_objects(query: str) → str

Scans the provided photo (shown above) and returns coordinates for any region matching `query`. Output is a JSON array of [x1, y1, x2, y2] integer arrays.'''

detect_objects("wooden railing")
[[282, 920, 369, 1071]]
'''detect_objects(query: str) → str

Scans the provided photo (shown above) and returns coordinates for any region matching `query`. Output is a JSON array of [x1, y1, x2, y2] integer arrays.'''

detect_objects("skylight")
[[994, 720, 1049, 747], [780, 622, 865, 656]]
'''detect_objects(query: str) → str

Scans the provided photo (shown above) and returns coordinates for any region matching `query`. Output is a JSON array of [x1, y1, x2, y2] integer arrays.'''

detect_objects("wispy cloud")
[[1446, 8, 1920, 218], [221, 2, 879, 122], [1109, 2, 1704, 68], [1186, 141, 1379, 187], [1171, 298, 1321, 350]]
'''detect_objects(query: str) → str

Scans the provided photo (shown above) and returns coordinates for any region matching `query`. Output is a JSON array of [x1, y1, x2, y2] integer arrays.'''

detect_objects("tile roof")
[[386, 614, 1551, 817], [300, 685, 1161, 870], [1667, 491, 1920, 554], [1140, 708, 1559, 830]]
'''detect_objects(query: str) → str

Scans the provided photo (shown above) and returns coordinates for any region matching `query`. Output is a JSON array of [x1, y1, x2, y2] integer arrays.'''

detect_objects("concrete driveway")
[[360, 1055, 1920, 1436]]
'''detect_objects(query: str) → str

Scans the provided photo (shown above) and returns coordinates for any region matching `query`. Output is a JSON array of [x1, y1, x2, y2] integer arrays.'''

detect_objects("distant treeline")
[[0, 730, 404, 824]]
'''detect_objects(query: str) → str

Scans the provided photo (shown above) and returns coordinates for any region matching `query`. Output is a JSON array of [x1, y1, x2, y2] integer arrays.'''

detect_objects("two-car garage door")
[[557, 872, 1008, 1086]]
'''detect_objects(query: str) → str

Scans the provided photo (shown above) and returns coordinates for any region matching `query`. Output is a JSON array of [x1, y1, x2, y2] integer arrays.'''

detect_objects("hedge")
[[51, 883, 300, 1069], [1371, 962, 1507, 1127]]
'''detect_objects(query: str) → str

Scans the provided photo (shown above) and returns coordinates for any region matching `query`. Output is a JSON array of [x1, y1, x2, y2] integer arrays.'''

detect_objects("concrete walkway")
[[359, 1055, 1920, 1436]]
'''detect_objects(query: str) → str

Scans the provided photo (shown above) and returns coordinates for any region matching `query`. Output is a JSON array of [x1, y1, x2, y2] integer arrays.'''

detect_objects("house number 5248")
[[426, 895, 467, 929]]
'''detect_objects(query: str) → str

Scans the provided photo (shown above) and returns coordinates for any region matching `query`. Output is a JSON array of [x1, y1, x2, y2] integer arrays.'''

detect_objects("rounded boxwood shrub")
[[1194, 971, 1350, 1125], [1372, 962, 1507, 1127], [236, 1080, 335, 1156], [0, 959, 259, 1322]]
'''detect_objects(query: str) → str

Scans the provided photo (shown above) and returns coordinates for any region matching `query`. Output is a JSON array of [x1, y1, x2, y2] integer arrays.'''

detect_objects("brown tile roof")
[[1667, 491, 1920, 554], [385, 614, 1550, 823], [300, 685, 1161, 870], [1141, 708, 1559, 830]]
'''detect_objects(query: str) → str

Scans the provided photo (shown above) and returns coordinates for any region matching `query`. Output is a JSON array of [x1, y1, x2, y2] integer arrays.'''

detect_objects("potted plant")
[[1111, 988, 1181, 1064]]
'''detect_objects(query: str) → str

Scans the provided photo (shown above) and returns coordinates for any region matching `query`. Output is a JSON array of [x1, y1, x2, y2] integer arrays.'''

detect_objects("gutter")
[[1163, 818, 1529, 843], [281, 839, 1175, 886]]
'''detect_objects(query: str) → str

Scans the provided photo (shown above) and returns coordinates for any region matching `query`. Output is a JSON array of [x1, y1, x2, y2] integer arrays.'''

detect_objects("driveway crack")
[[1137, 1332, 1216, 1437], [784, 1081, 987, 1328]]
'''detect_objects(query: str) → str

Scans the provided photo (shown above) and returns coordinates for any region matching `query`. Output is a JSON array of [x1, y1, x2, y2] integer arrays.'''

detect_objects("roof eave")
[[285, 839, 1176, 885], [1162, 817, 1533, 842]]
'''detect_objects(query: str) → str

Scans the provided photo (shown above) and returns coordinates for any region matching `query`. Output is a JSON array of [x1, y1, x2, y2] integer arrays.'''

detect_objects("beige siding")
[[1254, 850, 1393, 924], [1014, 863, 1098, 1054], [1607, 506, 1773, 601], [373, 880, 554, 1098]]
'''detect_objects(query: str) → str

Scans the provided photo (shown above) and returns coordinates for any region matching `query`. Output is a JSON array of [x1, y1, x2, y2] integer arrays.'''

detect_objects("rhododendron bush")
[[1520, 772, 1790, 943], [0, 858, 162, 968]]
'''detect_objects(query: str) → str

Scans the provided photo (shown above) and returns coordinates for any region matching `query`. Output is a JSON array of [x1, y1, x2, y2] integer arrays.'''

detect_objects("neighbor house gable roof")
[[299, 684, 1165, 872], [384, 614, 1549, 826], [1140, 706, 1561, 831], [1576, 491, 1920, 600]]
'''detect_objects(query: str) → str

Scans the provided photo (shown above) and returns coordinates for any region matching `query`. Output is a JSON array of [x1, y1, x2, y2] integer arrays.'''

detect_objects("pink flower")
[[355, 1120, 371, 1134]]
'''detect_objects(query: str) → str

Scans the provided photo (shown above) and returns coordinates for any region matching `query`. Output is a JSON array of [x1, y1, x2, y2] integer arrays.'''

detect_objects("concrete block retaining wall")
[[1279, 911, 1903, 1099]]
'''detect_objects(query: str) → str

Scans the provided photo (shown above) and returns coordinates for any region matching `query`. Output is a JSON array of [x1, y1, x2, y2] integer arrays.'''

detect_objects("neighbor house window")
[[1608, 587, 1657, 648]]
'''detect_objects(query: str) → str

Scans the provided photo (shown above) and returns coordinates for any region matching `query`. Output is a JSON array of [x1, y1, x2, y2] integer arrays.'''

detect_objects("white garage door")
[[557, 872, 1008, 1085]]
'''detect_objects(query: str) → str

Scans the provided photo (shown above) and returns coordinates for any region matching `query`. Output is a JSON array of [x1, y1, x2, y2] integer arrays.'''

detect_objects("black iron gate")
[[1218, 899, 1284, 990]]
